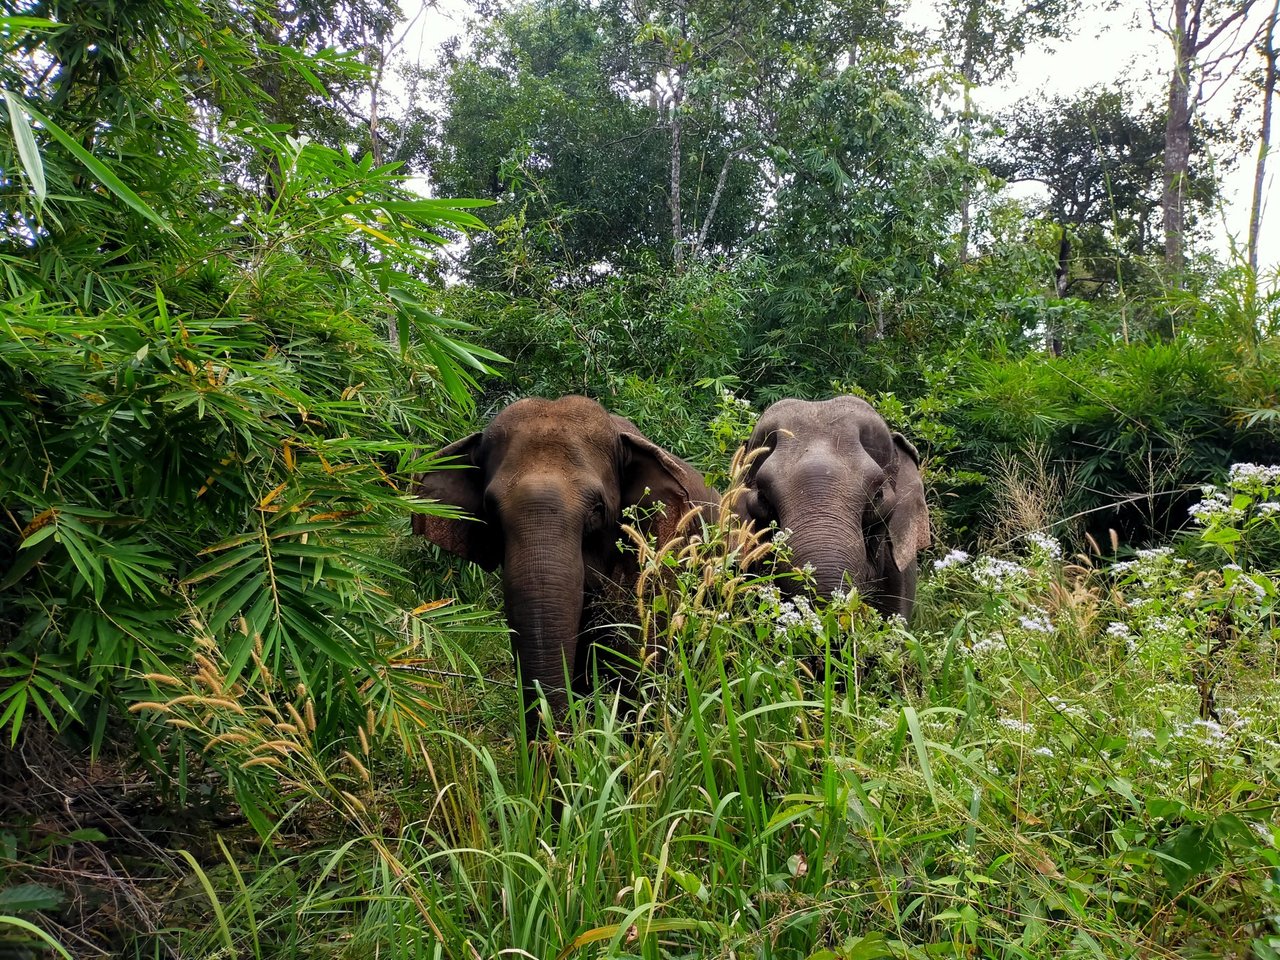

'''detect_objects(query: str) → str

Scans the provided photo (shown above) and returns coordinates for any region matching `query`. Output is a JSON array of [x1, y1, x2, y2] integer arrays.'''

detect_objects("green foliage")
[[985, 87, 1220, 299], [754, 55, 968, 378], [5, 0, 1280, 955], [427, 1, 682, 277], [0, 3, 499, 781], [138, 468, 1280, 958]]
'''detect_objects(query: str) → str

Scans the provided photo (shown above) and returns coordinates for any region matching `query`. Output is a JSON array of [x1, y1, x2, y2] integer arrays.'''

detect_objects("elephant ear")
[[613, 418, 719, 547], [411, 433, 501, 571], [734, 417, 782, 525], [889, 432, 930, 572]]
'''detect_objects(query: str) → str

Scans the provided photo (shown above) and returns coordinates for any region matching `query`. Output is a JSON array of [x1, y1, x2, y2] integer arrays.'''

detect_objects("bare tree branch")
[[691, 148, 740, 258]]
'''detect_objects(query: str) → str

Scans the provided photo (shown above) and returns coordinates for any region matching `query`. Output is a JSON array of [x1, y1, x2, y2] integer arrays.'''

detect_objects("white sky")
[[389, 0, 1278, 271]]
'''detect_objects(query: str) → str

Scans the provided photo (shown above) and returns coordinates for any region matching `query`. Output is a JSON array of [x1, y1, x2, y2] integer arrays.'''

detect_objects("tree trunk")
[[252, 12, 285, 204], [691, 149, 737, 259], [670, 88, 684, 269], [1249, 0, 1280, 273], [1050, 225, 1069, 355], [668, 0, 688, 271], [956, 2, 981, 262], [1163, 0, 1193, 281], [1054, 225, 1071, 299]]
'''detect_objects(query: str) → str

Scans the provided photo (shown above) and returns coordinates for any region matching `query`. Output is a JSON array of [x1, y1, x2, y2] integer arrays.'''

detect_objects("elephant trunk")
[[777, 477, 871, 598], [502, 510, 586, 738]]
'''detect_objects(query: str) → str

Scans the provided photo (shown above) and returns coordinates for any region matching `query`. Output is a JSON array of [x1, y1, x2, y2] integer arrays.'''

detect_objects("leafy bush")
[[0, 7, 501, 797]]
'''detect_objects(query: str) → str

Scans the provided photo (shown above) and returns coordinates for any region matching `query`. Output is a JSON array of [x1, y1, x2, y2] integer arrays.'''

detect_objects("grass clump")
[[118, 461, 1280, 960]]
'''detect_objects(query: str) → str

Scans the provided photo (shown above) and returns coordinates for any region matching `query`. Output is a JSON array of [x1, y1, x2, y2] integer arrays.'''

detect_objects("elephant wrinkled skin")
[[735, 396, 930, 619], [412, 396, 719, 738]]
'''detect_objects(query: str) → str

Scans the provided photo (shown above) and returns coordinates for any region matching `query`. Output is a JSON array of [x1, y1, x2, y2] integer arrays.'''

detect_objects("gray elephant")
[[412, 395, 719, 738], [735, 396, 930, 619]]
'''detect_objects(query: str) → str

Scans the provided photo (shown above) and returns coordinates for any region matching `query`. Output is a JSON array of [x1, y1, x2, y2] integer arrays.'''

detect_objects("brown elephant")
[[735, 396, 930, 619], [412, 396, 719, 738]]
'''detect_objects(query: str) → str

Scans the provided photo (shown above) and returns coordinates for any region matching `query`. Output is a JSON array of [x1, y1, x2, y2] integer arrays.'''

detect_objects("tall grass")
[[132, 465, 1280, 960]]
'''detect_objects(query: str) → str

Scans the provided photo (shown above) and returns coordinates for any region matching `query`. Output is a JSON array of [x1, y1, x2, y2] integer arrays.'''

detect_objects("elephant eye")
[[867, 482, 894, 522], [482, 488, 501, 519], [583, 498, 607, 536], [745, 488, 773, 523]]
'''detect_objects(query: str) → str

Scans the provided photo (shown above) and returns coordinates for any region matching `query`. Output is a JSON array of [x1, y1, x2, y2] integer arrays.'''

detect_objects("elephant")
[[412, 395, 720, 738], [734, 396, 930, 619]]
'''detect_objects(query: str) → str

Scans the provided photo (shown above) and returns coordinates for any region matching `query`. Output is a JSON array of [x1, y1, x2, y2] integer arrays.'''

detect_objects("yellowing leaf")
[[411, 598, 454, 615], [343, 215, 398, 246], [258, 482, 288, 510], [21, 508, 56, 538]]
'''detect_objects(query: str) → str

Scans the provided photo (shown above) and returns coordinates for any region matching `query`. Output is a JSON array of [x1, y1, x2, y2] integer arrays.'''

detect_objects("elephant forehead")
[[507, 423, 614, 458], [497, 394, 614, 426], [774, 430, 886, 460], [485, 429, 618, 493]]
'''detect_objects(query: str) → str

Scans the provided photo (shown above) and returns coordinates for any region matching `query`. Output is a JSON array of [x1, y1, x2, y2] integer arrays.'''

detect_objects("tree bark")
[[691, 148, 738, 259], [1050, 224, 1069, 355], [957, 4, 980, 262], [1249, 0, 1280, 273], [670, 88, 684, 268], [1160, 0, 1261, 283], [668, 1, 688, 271], [1163, 0, 1193, 279]]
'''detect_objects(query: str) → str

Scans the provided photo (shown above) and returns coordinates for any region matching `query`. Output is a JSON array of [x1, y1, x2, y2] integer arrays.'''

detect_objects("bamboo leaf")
[[16, 96, 172, 232], [4, 90, 46, 205]]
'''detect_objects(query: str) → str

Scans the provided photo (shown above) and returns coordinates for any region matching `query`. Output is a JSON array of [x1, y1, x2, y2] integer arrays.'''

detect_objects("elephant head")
[[736, 396, 930, 619], [412, 396, 718, 737]]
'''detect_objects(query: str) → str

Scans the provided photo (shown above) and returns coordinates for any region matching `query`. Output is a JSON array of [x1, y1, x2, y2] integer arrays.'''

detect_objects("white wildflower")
[[969, 636, 1003, 657], [1251, 821, 1275, 847], [1228, 463, 1280, 488], [1018, 614, 1054, 634], [1046, 695, 1088, 722], [1105, 621, 1132, 640], [773, 595, 823, 639], [1033, 746, 1054, 758], [1172, 718, 1231, 749], [932, 549, 971, 571], [996, 716, 1035, 737], [972, 557, 1028, 589], [1024, 532, 1062, 560], [1239, 576, 1268, 600], [1188, 487, 1241, 525]]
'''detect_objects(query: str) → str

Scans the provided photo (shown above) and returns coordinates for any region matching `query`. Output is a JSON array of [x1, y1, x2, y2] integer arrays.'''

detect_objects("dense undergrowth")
[[40, 462, 1275, 959], [4, 1, 1280, 956]]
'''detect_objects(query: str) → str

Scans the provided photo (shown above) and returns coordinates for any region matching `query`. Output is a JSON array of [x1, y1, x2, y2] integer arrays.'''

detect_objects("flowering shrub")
[[1190, 462, 1280, 572]]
